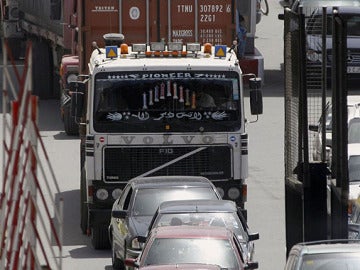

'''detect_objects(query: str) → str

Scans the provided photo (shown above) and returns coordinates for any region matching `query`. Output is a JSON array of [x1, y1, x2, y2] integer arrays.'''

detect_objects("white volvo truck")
[[70, 34, 263, 249]]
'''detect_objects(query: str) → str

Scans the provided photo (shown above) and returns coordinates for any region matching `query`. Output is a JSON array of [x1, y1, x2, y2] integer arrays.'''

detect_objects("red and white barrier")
[[0, 38, 63, 270]]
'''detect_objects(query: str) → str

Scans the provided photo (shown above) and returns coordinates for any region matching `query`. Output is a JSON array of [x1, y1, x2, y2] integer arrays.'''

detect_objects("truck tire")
[[64, 104, 79, 135], [91, 225, 110, 249], [32, 38, 55, 99], [80, 167, 88, 234]]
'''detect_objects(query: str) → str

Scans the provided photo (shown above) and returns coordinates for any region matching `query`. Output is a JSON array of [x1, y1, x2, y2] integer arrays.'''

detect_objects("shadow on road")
[[55, 190, 112, 260], [56, 190, 89, 247], [262, 69, 284, 97]]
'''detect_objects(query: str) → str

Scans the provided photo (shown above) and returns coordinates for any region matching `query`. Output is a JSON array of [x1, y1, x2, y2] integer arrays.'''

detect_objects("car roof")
[[151, 225, 232, 239], [128, 176, 215, 189], [291, 240, 360, 256], [157, 199, 237, 214]]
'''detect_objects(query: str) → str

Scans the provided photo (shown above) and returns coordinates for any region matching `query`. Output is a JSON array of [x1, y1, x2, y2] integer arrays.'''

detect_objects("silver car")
[[108, 176, 222, 270], [285, 240, 360, 269]]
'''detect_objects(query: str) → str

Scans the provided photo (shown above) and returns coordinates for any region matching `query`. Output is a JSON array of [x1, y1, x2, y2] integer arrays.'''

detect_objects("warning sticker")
[[106, 46, 118, 58], [214, 45, 227, 58]]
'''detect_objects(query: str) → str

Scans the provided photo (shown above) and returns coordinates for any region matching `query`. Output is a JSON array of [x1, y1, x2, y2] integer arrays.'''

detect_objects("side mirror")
[[249, 78, 263, 115], [245, 261, 259, 270], [111, 210, 127, 219], [308, 124, 319, 132], [248, 232, 260, 241], [138, 235, 147, 243], [70, 81, 86, 118]]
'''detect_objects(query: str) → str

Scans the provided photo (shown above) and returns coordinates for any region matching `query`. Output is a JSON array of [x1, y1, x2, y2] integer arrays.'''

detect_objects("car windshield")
[[152, 212, 248, 242], [300, 252, 360, 269], [92, 71, 241, 133], [143, 238, 240, 269], [132, 188, 219, 216]]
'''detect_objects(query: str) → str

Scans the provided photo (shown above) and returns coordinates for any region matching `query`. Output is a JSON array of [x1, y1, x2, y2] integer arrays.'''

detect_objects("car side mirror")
[[248, 232, 260, 241], [245, 261, 259, 270], [308, 124, 319, 132], [111, 210, 127, 219], [138, 236, 147, 243]]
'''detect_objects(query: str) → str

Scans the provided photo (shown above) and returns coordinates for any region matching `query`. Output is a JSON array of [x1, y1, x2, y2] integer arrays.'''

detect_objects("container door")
[[165, 0, 235, 45], [79, 0, 120, 73], [120, 0, 158, 43]]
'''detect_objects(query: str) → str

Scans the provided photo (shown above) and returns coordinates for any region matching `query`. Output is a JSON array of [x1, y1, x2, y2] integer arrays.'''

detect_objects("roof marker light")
[[120, 43, 129, 54], [150, 42, 165, 52], [203, 43, 212, 54], [132, 44, 147, 53], [186, 43, 201, 52], [168, 42, 183, 51]]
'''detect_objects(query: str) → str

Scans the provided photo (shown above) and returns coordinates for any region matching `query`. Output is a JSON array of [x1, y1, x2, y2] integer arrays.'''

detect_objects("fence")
[[0, 39, 63, 270]]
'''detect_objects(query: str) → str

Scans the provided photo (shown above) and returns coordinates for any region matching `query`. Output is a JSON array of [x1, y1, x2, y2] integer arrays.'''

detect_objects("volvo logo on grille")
[[159, 148, 174, 154]]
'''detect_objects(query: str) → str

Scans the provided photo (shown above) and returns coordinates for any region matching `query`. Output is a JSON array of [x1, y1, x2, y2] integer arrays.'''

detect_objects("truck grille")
[[104, 146, 231, 182]]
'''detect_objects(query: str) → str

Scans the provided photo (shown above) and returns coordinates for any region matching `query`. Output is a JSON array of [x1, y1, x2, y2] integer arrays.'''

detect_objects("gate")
[[283, 5, 349, 255]]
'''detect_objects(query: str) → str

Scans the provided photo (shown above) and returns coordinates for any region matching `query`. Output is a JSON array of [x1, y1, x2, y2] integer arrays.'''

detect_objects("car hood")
[[307, 35, 360, 51], [130, 215, 153, 236]]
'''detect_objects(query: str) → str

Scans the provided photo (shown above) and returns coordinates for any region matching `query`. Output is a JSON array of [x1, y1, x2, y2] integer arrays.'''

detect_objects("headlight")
[[96, 188, 109, 200], [66, 73, 78, 85], [228, 187, 240, 200], [112, 188, 122, 200]]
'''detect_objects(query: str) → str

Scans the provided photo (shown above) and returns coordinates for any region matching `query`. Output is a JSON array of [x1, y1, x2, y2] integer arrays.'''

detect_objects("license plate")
[[347, 66, 360, 73]]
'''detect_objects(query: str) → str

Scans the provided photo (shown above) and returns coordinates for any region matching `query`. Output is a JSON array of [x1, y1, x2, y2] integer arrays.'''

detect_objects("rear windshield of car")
[[144, 238, 240, 269], [132, 188, 219, 216], [300, 252, 360, 269], [152, 212, 248, 242]]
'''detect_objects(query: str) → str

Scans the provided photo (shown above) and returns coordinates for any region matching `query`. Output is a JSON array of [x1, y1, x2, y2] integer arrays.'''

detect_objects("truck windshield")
[[92, 71, 241, 133]]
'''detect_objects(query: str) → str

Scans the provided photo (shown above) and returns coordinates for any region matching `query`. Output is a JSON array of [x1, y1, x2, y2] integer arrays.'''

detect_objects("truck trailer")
[[1, 0, 266, 135]]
